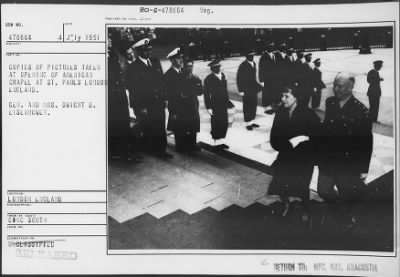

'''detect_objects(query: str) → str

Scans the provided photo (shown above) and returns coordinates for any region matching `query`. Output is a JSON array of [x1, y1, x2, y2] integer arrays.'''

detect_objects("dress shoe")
[[251, 123, 260, 128], [246, 125, 253, 130], [221, 144, 229, 149], [264, 109, 275, 115]]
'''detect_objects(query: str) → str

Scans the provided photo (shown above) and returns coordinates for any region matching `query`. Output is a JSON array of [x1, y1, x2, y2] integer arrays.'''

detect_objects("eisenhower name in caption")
[[7, 63, 105, 116]]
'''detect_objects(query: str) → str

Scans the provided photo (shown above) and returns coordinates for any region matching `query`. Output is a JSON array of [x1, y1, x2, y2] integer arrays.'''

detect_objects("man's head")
[[183, 59, 194, 74], [286, 48, 294, 56], [167, 48, 183, 69], [126, 47, 135, 62], [333, 72, 355, 101], [119, 40, 134, 62], [246, 49, 256, 62], [313, 58, 321, 68], [266, 42, 275, 53], [208, 59, 221, 74], [133, 38, 152, 59], [296, 49, 304, 59], [373, 60, 383, 71], [278, 42, 287, 52], [305, 53, 312, 63]]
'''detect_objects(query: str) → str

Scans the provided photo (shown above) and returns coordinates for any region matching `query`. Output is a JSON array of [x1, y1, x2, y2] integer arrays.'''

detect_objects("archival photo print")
[[106, 25, 395, 252]]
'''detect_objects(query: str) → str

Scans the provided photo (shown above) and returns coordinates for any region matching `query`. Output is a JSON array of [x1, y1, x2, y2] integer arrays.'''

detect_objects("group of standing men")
[[108, 37, 234, 160], [258, 42, 326, 113], [235, 42, 326, 131]]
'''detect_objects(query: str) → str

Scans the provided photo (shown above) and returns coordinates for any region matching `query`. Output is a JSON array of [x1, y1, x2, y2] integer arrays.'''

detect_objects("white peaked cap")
[[166, 47, 182, 59], [133, 38, 151, 49]]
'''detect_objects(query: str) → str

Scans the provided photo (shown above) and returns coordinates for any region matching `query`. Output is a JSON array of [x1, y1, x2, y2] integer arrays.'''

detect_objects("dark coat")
[[283, 55, 296, 85], [318, 95, 373, 176], [268, 105, 321, 198], [237, 60, 263, 94], [165, 67, 203, 133], [258, 52, 276, 82], [126, 57, 165, 114], [204, 73, 234, 139], [274, 51, 286, 85], [302, 62, 315, 97], [367, 69, 382, 98], [293, 59, 306, 86], [164, 67, 184, 131], [108, 53, 130, 138], [126, 57, 166, 138], [312, 67, 326, 90]]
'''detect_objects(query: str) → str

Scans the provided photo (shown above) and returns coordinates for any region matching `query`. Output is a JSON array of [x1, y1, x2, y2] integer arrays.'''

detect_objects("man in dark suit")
[[367, 60, 384, 122], [108, 37, 132, 161], [283, 47, 296, 86], [274, 42, 287, 108], [237, 50, 263, 130], [164, 47, 185, 151], [317, 72, 373, 228], [293, 49, 306, 85], [126, 38, 173, 159], [311, 58, 326, 110], [258, 42, 276, 114], [299, 53, 315, 107], [204, 59, 234, 150]]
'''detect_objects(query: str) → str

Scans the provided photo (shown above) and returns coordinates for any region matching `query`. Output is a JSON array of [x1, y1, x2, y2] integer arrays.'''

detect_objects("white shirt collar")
[[213, 72, 222, 80], [138, 56, 150, 66], [172, 66, 181, 73], [247, 60, 255, 67]]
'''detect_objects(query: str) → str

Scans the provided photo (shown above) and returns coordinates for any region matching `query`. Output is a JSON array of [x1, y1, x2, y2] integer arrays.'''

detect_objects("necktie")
[[147, 59, 152, 67]]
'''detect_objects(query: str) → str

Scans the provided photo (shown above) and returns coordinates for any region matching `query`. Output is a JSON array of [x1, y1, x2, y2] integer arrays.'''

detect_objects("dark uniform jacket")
[[293, 58, 306, 86], [274, 51, 286, 85], [126, 57, 166, 140], [108, 52, 130, 138], [165, 67, 203, 133], [164, 67, 184, 131], [269, 105, 321, 197], [237, 60, 262, 94], [302, 62, 315, 97], [204, 73, 233, 112], [258, 52, 275, 83], [319, 95, 373, 175], [283, 55, 296, 85], [126, 57, 165, 116], [204, 73, 234, 139], [312, 67, 326, 90], [181, 73, 203, 133], [367, 69, 382, 98]]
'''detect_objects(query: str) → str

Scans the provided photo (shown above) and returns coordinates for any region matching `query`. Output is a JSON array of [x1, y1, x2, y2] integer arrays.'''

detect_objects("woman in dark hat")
[[268, 84, 321, 221]]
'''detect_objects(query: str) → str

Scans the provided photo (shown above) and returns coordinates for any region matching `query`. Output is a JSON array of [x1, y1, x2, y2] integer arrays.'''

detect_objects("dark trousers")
[[175, 132, 197, 152], [368, 96, 380, 122], [317, 172, 367, 204], [262, 80, 275, 107], [312, 89, 322, 109], [141, 111, 167, 153], [243, 92, 258, 122]]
